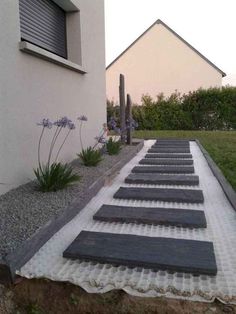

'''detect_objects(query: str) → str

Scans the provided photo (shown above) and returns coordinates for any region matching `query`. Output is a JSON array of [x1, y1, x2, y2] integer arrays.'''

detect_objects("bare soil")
[[1, 278, 236, 314]]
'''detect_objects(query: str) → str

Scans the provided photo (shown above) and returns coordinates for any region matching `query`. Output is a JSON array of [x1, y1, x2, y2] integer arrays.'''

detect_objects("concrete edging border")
[[153, 137, 236, 212], [196, 139, 236, 212], [1, 141, 144, 285]]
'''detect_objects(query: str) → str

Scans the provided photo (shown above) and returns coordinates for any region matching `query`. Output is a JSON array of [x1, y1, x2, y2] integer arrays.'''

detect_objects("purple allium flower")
[[37, 118, 53, 129], [126, 118, 138, 130], [68, 122, 76, 130], [108, 117, 117, 129], [54, 117, 72, 128], [77, 115, 88, 121], [95, 136, 106, 144], [108, 117, 121, 134]]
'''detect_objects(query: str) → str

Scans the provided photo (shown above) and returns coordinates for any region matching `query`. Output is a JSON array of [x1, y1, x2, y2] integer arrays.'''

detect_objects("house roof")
[[106, 19, 226, 77]]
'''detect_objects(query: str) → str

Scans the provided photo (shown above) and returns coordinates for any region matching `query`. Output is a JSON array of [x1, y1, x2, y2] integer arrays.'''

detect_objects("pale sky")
[[104, 0, 236, 85]]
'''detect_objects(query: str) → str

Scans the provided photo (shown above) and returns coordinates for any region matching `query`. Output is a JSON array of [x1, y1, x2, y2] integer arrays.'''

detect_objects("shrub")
[[78, 147, 102, 166], [34, 162, 80, 192], [35, 117, 80, 192], [108, 86, 236, 131], [106, 137, 121, 155], [182, 87, 236, 130]]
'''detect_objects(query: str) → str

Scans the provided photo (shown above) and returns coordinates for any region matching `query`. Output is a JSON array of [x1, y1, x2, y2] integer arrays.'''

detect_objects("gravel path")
[[0, 145, 139, 258]]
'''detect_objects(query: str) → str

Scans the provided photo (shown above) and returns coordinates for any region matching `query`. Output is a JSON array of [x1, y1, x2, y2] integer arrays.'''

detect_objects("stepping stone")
[[153, 144, 190, 149], [145, 153, 193, 159], [132, 166, 194, 174], [94, 205, 207, 228], [154, 141, 190, 145], [114, 187, 204, 203], [125, 173, 199, 185], [139, 159, 193, 165], [63, 231, 217, 275], [155, 140, 189, 144], [148, 148, 191, 153]]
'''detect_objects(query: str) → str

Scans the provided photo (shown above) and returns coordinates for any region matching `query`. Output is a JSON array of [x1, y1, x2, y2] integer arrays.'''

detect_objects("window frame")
[[19, 0, 68, 59], [18, 0, 86, 74]]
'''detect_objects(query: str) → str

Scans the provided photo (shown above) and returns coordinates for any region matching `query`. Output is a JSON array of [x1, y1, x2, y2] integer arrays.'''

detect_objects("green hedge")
[[107, 87, 236, 130]]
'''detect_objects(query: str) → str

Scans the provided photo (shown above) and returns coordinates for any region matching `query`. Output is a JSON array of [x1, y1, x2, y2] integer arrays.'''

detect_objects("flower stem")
[[54, 129, 71, 163], [48, 126, 62, 167], [38, 127, 45, 172], [92, 128, 106, 149], [79, 121, 84, 151]]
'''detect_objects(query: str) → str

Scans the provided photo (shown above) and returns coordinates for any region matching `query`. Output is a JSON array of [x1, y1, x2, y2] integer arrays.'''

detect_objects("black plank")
[[155, 140, 189, 144], [94, 205, 207, 228], [153, 145, 190, 149], [145, 153, 192, 159], [132, 166, 194, 174], [139, 159, 193, 165], [125, 173, 199, 185], [114, 187, 204, 203], [148, 148, 191, 153], [63, 231, 217, 275], [153, 142, 190, 146]]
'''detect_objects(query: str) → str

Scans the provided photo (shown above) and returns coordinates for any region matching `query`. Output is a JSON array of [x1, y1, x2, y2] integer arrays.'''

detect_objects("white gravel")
[[0, 145, 138, 258]]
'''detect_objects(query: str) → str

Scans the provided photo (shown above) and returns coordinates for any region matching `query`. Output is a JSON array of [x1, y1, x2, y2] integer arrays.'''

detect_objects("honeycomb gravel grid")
[[17, 141, 236, 304]]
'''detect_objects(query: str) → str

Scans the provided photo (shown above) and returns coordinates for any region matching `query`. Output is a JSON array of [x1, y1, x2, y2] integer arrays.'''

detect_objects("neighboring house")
[[0, 0, 106, 195], [106, 19, 226, 104]]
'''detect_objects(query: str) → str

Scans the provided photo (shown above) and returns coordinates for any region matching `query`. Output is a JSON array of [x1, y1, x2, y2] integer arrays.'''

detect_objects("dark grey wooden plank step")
[[155, 141, 189, 144], [139, 159, 193, 165], [125, 173, 199, 185], [148, 148, 191, 153], [155, 140, 189, 144], [145, 153, 192, 159], [114, 187, 204, 203], [153, 145, 190, 149], [132, 166, 194, 174], [154, 142, 190, 146], [63, 231, 217, 275], [94, 205, 207, 228]]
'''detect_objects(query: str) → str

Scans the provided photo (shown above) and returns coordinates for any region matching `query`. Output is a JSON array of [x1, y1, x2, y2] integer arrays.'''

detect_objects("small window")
[[19, 0, 67, 59]]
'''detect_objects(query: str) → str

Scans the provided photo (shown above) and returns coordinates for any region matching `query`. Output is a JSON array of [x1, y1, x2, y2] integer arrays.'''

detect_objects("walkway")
[[17, 140, 236, 303]]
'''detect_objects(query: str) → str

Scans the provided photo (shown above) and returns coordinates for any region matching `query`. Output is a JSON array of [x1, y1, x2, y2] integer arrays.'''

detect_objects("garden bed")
[[0, 141, 143, 284]]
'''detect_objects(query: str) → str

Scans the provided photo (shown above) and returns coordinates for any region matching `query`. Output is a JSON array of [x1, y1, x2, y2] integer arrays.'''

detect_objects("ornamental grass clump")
[[78, 147, 102, 167], [106, 117, 122, 155], [35, 117, 80, 192], [77, 117, 107, 167], [106, 137, 122, 155]]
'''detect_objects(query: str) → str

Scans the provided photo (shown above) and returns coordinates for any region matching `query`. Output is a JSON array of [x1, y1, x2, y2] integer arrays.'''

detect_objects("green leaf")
[[34, 162, 80, 192], [78, 147, 103, 167]]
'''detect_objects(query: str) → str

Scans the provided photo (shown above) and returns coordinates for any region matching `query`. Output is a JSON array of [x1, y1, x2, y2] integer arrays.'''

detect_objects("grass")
[[133, 130, 236, 191]]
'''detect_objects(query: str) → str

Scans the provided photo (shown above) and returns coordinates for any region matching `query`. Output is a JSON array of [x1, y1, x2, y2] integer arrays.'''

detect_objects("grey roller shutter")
[[19, 0, 67, 58]]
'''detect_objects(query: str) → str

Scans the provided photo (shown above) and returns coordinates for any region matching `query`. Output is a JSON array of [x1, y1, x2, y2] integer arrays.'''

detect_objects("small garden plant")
[[106, 117, 122, 155], [78, 146, 102, 166], [35, 117, 80, 192], [77, 116, 107, 167], [106, 137, 122, 155]]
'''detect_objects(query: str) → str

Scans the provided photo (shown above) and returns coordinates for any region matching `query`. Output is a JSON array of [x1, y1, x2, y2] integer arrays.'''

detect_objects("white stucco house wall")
[[106, 19, 226, 104], [0, 0, 106, 195]]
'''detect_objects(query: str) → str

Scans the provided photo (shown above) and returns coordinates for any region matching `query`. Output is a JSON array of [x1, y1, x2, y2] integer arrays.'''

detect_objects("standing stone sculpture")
[[119, 74, 126, 143], [126, 94, 132, 145]]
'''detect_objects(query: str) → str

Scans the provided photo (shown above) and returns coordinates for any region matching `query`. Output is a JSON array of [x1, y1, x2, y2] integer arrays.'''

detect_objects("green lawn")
[[133, 130, 236, 191]]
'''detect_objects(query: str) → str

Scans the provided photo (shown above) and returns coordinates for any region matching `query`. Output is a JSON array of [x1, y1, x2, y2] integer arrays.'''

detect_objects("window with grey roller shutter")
[[19, 0, 67, 58]]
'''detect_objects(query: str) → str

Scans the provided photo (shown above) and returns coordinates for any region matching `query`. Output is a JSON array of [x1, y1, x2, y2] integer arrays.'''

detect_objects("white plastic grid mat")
[[17, 141, 236, 304]]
